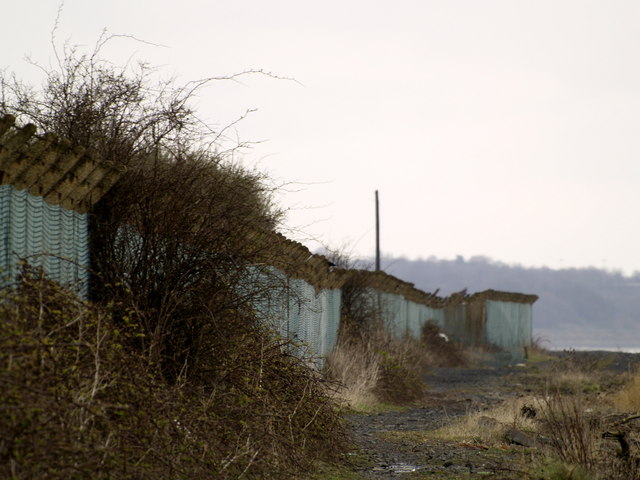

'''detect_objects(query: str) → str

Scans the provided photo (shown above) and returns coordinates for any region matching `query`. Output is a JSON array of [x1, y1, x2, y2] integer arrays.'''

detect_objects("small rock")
[[443, 460, 454, 468], [504, 428, 537, 447]]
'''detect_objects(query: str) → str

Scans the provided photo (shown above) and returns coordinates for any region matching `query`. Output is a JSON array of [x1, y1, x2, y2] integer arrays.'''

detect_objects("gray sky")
[[3, 1, 640, 274]]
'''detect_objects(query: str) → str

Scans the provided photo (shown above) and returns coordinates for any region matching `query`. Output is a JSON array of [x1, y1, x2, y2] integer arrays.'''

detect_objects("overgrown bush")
[[0, 37, 348, 478], [0, 269, 347, 479], [89, 152, 283, 382], [1, 34, 287, 382]]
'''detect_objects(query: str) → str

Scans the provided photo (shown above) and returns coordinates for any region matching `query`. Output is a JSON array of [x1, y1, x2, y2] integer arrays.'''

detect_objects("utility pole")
[[375, 190, 380, 271]]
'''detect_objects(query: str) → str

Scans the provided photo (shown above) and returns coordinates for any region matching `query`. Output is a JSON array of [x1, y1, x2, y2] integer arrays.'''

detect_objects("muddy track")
[[344, 352, 640, 479], [346, 366, 522, 478]]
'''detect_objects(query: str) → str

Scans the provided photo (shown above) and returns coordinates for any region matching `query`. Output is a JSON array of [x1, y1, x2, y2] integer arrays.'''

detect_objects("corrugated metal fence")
[[0, 114, 538, 365], [0, 184, 89, 296]]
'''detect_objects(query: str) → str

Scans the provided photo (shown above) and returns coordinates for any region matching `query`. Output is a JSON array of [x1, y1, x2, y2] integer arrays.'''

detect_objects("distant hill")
[[382, 255, 640, 351]]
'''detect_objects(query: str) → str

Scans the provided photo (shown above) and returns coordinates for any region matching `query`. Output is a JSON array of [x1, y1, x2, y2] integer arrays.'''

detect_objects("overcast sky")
[[3, 1, 640, 274]]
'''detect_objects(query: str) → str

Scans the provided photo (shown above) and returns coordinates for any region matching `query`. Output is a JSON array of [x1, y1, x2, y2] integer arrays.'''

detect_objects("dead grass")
[[611, 368, 640, 412], [324, 337, 381, 411], [429, 396, 541, 445], [427, 354, 640, 479], [324, 329, 427, 409], [325, 322, 467, 410], [544, 351, 605, 394]]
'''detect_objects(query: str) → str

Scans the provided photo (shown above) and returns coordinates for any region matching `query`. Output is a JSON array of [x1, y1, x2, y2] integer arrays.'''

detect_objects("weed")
[[325, 327, 429, 408]]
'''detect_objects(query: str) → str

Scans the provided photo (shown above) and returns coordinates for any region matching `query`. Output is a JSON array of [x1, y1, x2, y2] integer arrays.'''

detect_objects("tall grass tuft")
[[612, 369, 640, 412], [325, 322, 468, 409], [324, 337, 381, 410]]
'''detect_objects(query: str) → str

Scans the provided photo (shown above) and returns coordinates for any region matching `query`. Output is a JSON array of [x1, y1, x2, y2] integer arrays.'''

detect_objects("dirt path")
[[346, 366, 523, 478], [344, 352, 640, 479]]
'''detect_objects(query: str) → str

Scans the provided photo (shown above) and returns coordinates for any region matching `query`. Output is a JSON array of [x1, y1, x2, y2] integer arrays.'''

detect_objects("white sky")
[[3, 1, 640, 274]]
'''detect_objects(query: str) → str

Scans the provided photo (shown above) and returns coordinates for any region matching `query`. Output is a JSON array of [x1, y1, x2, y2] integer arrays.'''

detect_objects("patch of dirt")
[[343, 351, 640, 479]]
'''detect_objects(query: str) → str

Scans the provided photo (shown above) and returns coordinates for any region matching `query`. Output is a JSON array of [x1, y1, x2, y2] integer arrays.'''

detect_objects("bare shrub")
[[0, 267, 347, 479], [1, 34, 286, 383], [339, 270, 383, 341], [0, 32, 269, 165], [89, 152, 283, 382], [320, 246, 382, 342], [0, 34, 347, 478], [539, 391, 598, 472]]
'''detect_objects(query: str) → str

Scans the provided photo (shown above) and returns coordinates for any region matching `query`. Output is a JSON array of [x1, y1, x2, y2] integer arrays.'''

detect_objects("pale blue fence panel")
[[380, 292, 404, 336], [424, 306, 445, 328], [318, 288, 341, 356], [0, 185, 89, 297], [485, 300, 532, 362], [407, 301, 423, 337], [377, 292, 445, 339], [247, 268, 341, 367]]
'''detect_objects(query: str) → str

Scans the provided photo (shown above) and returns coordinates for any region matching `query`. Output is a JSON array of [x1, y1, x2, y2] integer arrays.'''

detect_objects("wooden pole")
[[375, 190, 380, 271]]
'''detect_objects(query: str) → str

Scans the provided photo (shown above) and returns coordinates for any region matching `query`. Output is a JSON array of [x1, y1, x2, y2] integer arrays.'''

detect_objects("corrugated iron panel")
[[247, 268, 341, 367], [423, 306, 445, 329], [0, 184, 89, 297], [319, 288, 341, 356], [377, 291, 446, 341], [380, 292, 405, 337], [485, 300, 533, 363]]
